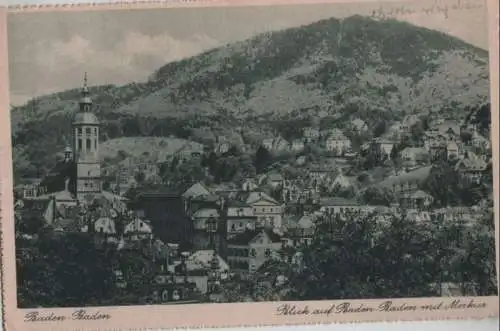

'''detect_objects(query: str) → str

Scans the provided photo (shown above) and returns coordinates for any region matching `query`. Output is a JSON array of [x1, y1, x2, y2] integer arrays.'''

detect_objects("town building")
[[325, 131, 351, 155], [19, 73, 127, 230], [226, 229, 282, 274], [401, 147, 429, 167], [291, 139, 305, 152], [372, 138, 396, 159], [243, 191, 284, 229], [303, 127, 320, 142], [319, 197, 363, 215], [224, 200, 258, 237], [284, 213, 316, 246]]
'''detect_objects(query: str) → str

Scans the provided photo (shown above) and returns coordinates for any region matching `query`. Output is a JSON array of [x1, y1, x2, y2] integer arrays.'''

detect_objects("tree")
[[264, 213, 441, 300], [17, 233, 116, 307], [134, 172, 146, 184], [460, 131, 473, 145], [360, 186, 393, 206], [409, 123, 424, 145], [424, 163, 460, 207], [117, 150, 128, 161], [255, 146, 272, 174], [372, 120, 387, 138], [124, 187, 140, 202], [17, 215, 45, 235]]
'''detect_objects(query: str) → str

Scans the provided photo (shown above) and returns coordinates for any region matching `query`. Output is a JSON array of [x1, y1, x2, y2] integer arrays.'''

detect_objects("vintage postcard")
[[1, 0, 499, 330]]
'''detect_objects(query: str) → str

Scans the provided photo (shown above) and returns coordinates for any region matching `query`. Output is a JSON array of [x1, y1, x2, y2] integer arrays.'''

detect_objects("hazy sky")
[[7, 0, 490, 106]]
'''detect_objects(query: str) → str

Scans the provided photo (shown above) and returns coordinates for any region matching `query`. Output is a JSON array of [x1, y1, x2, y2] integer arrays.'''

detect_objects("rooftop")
[[73, 112, 99, 125], [227, 228, 282, 245], [379, 165, 433, 188], [319, 197, 360, 206]]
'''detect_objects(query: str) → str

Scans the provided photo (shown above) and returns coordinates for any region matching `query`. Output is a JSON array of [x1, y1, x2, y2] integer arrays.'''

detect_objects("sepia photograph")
[[2, 0, 498, 322]]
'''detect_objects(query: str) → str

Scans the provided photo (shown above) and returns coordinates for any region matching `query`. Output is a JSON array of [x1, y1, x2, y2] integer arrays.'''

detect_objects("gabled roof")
[[245, 191, 279, 205], [379, 166, 433, 188], [52, 217, 83, 232], [411, 190, 433, 199], [296, 215, 315, 229], [124, 218, 152, 233], [226, 200, 252, 208], [436, 121, 461, 135], [227, 228, 282, 245], [454, 153, 488, 171], [267, 173, 284, 181], [35, 188, 75, 202], [183, 182, 211, 199], [90, 217, 117, 234], [184, 250, 229, 272], [319, 197, 359, 207]]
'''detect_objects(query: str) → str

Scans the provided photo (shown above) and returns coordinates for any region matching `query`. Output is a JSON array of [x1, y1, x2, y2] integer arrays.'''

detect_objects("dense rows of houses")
[[14, 75, 493, 303]]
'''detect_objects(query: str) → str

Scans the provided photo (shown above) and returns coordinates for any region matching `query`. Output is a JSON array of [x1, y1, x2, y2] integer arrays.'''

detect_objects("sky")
[[7, 0, 490, 106]]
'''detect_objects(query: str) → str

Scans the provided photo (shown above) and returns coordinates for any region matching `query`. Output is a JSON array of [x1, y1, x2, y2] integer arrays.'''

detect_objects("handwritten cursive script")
[[371, 0, 483, 20], [72, 309, 111, 320], [24, 310, 111, 322], [275, 299, 488, 317], [24, 312, 67, 322]]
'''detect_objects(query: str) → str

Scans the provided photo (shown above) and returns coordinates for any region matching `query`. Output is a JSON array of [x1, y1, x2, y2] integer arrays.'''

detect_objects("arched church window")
[[86, 139, 91, 149]]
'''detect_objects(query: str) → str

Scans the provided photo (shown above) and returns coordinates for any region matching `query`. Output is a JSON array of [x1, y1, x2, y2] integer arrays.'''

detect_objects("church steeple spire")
[[72, 71, 101, 200], [79, 72, 92, 112]]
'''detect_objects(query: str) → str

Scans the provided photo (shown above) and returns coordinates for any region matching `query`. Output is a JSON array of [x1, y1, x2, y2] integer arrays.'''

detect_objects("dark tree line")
[[220, 210, 497, 302]]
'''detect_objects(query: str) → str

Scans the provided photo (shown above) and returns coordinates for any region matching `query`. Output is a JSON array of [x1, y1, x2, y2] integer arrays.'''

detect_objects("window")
[[86, 139, 91, 149], [77, 128, 82, 136], [249, 248, 257, 258], [206, 219, 217, 232], [265, 248, 272, 258], [94, 128, 97, 135], [78, 139, 83, 150]]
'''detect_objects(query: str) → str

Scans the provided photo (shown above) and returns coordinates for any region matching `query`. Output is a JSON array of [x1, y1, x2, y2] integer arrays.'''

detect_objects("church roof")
[[73, 112, 99, 125], [35, 189, 75, 202]]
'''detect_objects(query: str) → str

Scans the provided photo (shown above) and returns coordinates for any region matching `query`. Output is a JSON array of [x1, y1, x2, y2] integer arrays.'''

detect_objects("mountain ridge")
[[11, 15, 490, 180]]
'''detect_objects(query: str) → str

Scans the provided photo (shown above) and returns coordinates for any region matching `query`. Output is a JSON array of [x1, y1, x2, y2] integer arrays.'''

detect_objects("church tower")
[[72, 73, 102, 200]]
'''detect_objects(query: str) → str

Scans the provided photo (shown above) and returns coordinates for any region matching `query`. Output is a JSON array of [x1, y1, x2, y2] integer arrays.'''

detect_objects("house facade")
[[226, 229, 282, 274], [245, 192, 284, 229]]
